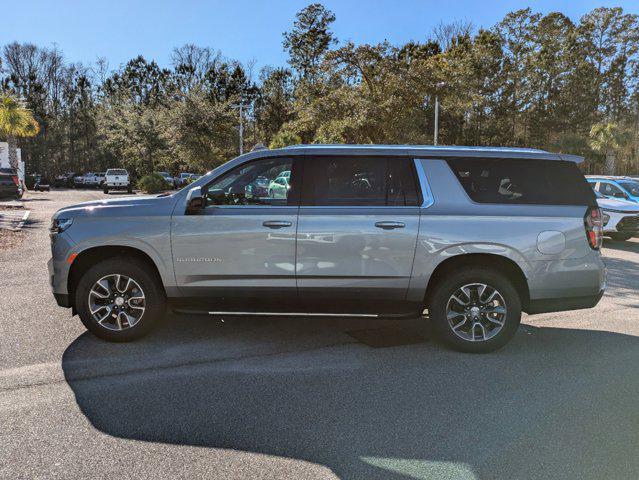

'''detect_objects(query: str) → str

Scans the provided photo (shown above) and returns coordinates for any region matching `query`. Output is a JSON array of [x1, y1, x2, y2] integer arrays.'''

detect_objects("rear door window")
[[619, 181, 639, 197], [447, 158, 596, 206], [301, 157, 419, 206]]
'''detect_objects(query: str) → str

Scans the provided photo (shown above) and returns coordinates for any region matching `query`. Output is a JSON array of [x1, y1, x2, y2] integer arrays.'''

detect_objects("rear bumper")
[[527, 251, 605, 296], [526, 289, 604, 314]]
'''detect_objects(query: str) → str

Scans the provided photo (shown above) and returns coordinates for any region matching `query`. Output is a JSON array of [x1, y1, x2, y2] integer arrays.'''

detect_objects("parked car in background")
[[53, 173, 73, 188], [103, 169, 132, 194], [177, 173, 195, 187], [82, 173, 94, 188], [593, 189, 639, 241], [157, 172, 176, 189], [0, 167, 21, 199], [587, 176, 639, 203], [245, 175, 269, 200], [31, 174, 51, 192], [267, 170, 290, 198], [49, 145, 605, 353], [73, 173, 88, 188], [83, 172, 105, 188]]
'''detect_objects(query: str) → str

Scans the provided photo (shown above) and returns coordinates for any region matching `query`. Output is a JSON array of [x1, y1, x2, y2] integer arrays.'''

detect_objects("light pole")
[[433, 82, 446, 146], [239, 101, 244, 155], [434, 96, 440, 146]]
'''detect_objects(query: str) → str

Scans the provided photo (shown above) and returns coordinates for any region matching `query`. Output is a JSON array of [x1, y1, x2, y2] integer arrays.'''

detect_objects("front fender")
[[70, 237, 172, 285]]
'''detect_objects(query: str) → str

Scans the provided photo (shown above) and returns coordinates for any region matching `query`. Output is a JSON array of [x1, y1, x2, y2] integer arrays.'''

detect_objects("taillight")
[[584, 207, 603, 250], [11, 175, 19, 186]]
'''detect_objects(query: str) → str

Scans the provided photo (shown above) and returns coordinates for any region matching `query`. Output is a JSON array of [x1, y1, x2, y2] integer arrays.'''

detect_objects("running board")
[[171, 305, 420, 319], [207, 311, 380, 318]]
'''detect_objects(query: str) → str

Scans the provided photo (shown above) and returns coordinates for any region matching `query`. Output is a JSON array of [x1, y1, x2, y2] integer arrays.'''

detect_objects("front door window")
[[204, 158, 293, 207]]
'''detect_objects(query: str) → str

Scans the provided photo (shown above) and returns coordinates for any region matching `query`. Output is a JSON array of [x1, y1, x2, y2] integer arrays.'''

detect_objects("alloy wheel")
[[446, 283, 507, 342], [88, 274, 146, 331]]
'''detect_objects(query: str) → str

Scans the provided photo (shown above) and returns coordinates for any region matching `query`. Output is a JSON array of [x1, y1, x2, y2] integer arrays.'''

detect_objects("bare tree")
[[171, 44, 220, 90], [431, 19, 474, 50]]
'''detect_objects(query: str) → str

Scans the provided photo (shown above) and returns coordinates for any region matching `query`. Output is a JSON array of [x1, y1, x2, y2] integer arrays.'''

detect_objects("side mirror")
[[207, 188, 227, 205], [185, 186, 205, 215]]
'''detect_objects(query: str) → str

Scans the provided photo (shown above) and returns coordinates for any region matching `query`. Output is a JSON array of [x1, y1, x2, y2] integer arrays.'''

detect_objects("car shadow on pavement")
[[602, 238, 639, 253], [62, 316, 639, 480]]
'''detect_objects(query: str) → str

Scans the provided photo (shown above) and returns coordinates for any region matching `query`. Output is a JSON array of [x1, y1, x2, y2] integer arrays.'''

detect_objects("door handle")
[[262, 220, 292, 229], [375, 221, 405, 230]]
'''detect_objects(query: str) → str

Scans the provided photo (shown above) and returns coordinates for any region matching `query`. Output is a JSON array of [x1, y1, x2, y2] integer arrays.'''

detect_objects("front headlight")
[[602, 213, 610, 226], [50, 217, 73, 234]]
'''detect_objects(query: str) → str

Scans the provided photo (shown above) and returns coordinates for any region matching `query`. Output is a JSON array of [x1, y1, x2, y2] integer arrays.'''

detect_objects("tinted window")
[[447, 158, 596, 206], [204, 157, 294, 207], [302, 157, 419, 206], [619, 181, 639, 196], [106, 169, 127, 176], [599, 182, 625, 198]]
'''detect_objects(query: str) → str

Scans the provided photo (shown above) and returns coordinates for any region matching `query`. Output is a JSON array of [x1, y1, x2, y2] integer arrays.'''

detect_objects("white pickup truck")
[[103, 169, 132, 194]]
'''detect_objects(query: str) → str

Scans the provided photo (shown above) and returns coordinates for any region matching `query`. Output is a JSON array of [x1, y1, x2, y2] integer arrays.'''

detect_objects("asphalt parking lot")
[[1, 189, 639, 480]]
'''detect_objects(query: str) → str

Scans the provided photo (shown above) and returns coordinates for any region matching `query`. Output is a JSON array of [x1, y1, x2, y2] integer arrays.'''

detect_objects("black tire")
[[103, 188, 108, 194], [127, 186, 133, 193], [609, 232, 633, 241], [75, 257, 166, 342], [428, 267, 521, 353]]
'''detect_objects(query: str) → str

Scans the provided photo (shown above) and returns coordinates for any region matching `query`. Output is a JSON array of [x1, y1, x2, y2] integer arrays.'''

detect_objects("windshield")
[[106, 169, 127, 175], [619, 181, 639, 196]]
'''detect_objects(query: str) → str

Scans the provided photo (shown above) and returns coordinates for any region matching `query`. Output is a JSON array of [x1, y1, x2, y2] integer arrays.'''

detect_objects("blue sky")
[[3, 1, 638, 76]]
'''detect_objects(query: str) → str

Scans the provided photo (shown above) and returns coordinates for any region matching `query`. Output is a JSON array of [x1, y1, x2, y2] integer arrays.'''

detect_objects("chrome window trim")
[[204, 204, 294, 209], [414, 158, 434, 209], [297, 206, 419, 209], [200, 157, 433, 210]]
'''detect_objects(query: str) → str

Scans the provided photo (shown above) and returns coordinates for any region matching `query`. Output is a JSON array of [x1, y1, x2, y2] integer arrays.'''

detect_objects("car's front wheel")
[[428, 267, 521, 353], [75, 257, 166, 341]]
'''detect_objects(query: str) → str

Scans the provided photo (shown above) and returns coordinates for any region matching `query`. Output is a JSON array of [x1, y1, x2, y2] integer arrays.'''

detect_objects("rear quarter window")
[[447, 158, 596, 206]]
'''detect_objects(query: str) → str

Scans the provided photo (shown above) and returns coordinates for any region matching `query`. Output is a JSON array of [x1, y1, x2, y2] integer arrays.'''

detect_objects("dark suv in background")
[[0, 168, 21, 199]]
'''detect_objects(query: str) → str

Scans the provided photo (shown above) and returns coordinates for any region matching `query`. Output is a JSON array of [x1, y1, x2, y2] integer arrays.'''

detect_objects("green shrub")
[[269, 127, 302, 149], [137, 173, 167, 193]]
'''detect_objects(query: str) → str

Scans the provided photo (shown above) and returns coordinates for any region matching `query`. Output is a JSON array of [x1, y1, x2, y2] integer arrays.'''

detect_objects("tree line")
[[1, 4, 638, 178]]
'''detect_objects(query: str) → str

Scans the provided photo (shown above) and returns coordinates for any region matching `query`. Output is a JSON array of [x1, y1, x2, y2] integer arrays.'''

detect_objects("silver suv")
[[48, 145, 606, 352]]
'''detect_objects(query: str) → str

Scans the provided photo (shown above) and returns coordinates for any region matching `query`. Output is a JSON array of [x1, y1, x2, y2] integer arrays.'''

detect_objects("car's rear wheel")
[[103, 187, 109, 194], [428, 267, 521, 353], [127, 185, 133, 193], [75, 258, 166, 341], [609, 232, 633, 241]]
